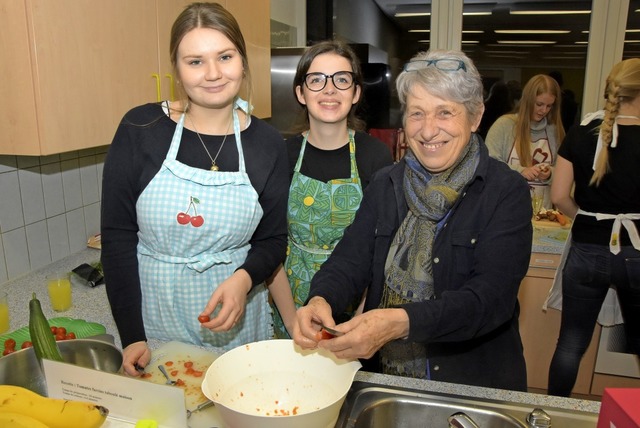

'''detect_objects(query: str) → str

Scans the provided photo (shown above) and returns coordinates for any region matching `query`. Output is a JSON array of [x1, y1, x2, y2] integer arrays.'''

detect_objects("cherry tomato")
[[170, 370, 179, 377], [186, 367, 195, 375], [55, 332, 66, 341], [165, 361, 174, 367], [65, 332, 76, 340], [315, 329, 336, 341], [2, 348, 15, 356], [197, 315, 210, 323], [50, 326, 58, 334], [4, 338, 16, 350], [175, 379, 186, 386], [55, 327, 67, 336], [21, 341, 33, 349], [192, 370, 203, 377], [184, 361, 194, 368]]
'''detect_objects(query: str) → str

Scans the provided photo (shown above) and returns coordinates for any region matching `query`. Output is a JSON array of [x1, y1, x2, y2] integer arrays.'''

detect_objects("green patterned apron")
[[272, 131, 363, 338]]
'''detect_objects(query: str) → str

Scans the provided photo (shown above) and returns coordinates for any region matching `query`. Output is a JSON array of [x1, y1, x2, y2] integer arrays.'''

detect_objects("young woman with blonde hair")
[[485, 74, 565, 209]]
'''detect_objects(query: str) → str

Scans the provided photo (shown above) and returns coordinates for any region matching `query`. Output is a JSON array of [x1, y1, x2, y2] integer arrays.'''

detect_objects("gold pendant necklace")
[[188, 112, 232, 171]]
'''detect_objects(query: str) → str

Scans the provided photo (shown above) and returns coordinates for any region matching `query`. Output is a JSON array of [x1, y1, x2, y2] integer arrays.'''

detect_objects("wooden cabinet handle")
[[151, 73, 161, 102], [165, 74, 175, 102]]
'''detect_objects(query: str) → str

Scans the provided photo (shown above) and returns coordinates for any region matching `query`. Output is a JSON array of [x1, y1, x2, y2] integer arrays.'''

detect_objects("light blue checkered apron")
[[135, 100, 271, 350]]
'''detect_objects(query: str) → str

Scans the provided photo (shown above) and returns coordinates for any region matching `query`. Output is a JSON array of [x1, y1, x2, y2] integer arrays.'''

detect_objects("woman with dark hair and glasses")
[[291, 49, 532, 390], [267, 40, 392, 338]]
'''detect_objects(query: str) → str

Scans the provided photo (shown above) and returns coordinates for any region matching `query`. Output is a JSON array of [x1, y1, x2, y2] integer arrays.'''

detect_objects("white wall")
[[0, 148, 106, 284], [271, 0, 306, 47]]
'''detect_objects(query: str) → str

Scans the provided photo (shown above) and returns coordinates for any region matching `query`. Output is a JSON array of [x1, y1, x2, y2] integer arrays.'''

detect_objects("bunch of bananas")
[[0, 385, 108, 428]]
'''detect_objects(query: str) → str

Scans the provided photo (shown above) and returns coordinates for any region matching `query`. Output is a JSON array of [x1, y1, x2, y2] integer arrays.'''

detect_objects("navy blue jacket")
[[309, 139, 532, 391]]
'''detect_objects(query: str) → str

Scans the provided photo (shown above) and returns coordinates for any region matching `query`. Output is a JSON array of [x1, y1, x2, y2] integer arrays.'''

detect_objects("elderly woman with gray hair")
[[292, 49, 533, 391]]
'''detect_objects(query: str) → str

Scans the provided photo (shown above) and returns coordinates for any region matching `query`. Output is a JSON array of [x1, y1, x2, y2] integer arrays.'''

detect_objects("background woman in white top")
[[485, 74, 565, 209]]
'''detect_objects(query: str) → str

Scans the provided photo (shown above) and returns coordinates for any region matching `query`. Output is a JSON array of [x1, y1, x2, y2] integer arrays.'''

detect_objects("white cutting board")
[[140, 341, 225, 428]]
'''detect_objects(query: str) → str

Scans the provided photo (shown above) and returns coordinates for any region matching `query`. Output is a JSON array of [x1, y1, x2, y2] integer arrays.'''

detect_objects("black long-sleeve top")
[[308, 141, 532, 390], [100, 103, 289, 348], [285, 131, 394, 184]]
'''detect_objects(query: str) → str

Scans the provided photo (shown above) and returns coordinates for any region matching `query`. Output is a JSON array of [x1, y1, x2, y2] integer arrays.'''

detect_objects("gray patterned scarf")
[[379, 134, 480, 378]]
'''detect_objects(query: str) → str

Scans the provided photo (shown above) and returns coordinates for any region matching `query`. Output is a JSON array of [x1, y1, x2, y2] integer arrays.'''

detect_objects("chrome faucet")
[[448, 412, 481, 428], [526, 408, 552, 427]]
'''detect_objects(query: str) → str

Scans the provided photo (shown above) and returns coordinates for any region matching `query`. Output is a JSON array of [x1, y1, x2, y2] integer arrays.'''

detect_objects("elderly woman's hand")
[[317, 308, 410, 360], [292, 296, 334, 349]]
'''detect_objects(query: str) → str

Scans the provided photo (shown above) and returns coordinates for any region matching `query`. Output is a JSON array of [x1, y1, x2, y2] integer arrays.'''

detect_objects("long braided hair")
[[591, 58, 640, 186]]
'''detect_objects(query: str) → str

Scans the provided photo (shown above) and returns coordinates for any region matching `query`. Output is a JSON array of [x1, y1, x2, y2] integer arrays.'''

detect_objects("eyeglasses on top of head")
[[403, 59, 467, 73], [303, 71, 356, 92]]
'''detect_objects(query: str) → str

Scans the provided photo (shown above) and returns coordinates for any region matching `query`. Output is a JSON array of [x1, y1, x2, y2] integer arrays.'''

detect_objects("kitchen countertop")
[[1, 247, 601, 420], [532, 222, 570, 255]]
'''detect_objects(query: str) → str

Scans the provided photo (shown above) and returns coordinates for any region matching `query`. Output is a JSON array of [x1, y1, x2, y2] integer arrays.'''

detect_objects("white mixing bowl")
[[201, 339, 361, 428]]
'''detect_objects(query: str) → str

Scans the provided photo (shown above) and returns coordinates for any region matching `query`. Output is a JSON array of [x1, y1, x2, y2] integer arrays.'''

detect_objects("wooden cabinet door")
[[0, 0, 160, 155], [518, 253, 600, 394], [156, 0, 193, 102], [226, 0, 271, 118], [0, 0, 270, 156], [0, 0, 40, 154], [29, 0, 160, 155]]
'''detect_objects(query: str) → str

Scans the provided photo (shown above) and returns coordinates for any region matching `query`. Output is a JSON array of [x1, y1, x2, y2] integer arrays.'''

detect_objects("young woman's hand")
[[122, 341, 151, 376], [521, 165, 540, 181], [199, 270, 251, 331]]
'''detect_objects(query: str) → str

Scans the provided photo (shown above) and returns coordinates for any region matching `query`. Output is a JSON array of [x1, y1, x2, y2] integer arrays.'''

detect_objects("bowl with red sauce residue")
[[201, 339, 361, 428]]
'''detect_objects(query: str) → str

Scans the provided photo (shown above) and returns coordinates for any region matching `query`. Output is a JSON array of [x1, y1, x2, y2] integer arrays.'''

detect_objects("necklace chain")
[[187, 112, 232, 171]]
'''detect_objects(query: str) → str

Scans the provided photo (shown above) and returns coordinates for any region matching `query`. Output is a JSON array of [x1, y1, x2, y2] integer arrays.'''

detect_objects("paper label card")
[[43, 359, 187, 428]]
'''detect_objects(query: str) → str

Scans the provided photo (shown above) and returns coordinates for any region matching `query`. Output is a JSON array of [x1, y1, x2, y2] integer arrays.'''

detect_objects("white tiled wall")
[[0, 146, 108, 284]]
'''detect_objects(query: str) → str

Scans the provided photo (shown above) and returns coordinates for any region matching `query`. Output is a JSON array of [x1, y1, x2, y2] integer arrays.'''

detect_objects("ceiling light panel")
[[494, 30, 571, 34]]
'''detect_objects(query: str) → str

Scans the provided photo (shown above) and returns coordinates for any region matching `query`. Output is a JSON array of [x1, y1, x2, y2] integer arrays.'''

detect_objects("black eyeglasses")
[[403, 59, 467, 72], [303, 71, 356, 91]]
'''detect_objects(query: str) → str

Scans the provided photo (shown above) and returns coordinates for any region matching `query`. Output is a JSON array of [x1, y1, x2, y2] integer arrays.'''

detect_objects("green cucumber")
[[28, 293, 63, 361]]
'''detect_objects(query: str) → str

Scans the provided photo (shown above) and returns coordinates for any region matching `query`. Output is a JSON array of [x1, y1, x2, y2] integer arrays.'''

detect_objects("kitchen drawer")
[[527, 253, 562, 279]]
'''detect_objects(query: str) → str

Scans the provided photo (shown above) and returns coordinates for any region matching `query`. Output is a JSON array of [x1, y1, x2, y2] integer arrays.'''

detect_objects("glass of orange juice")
[[47, 273, 72, 312], [0, 291, 9, 334]]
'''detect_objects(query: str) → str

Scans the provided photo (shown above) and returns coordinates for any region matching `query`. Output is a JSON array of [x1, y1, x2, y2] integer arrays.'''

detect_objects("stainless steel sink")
[[335, 382, 599, 428]]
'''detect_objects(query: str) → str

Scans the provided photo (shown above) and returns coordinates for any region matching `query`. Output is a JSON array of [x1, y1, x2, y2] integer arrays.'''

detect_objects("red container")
[[597, 388, 640, 428]]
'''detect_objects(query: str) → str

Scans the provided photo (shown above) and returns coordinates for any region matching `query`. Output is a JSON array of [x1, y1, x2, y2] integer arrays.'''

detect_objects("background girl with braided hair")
[[547, 58, 640, 397]]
